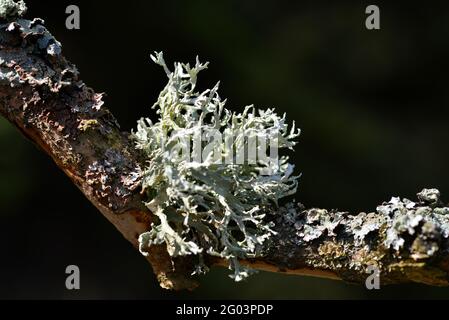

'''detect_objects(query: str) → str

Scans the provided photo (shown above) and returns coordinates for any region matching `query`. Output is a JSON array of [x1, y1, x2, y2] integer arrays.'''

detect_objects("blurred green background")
[[1, 0, 449, 299]]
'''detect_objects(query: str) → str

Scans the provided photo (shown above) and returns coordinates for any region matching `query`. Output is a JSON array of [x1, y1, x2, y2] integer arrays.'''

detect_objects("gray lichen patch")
[[296, 208, 344, 242], [78, 119, 100, 132], [0, 0, 26, 20], [349, 212, 386, 243], [0, 8, 197, 290], [134, 52, 300, 281], [2, 5, 448, 288], [20, 18, 62, 58], [410, 221, 439, 260], [268, 189, 449, 285]]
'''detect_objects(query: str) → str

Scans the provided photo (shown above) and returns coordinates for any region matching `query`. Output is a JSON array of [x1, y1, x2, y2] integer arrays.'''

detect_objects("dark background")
[[0, 0, 448, 299]]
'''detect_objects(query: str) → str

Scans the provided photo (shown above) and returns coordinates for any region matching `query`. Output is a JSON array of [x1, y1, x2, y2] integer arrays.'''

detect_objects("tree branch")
[[0, 10, 197, 290], [235, 191, 449, 286], [1, 7, 449, 290]]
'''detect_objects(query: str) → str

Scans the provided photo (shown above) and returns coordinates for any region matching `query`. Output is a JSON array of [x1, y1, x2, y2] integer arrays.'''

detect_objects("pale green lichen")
[[134, 52, 300, 281], [0, 0, 26, 20]]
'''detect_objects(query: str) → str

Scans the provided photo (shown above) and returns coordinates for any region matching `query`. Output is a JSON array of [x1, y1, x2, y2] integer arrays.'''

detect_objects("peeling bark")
[[1, 8, 449, 290]]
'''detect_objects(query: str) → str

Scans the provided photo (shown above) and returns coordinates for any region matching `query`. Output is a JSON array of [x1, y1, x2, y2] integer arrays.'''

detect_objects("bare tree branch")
[[1, 7, 449, 289]]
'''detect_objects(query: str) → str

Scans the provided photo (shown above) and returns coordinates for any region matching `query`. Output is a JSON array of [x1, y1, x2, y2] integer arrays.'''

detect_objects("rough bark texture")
[[0, 10, 197, 290], [1, 5, 449, 290]]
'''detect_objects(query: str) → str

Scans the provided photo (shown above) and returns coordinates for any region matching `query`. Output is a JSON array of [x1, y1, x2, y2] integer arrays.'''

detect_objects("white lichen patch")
[[297, 209, 344, 241], [369, 191, 448, 260], [134, 52, 300, 281], [349, 212, 386, 243], [278, 188, 449, 277]]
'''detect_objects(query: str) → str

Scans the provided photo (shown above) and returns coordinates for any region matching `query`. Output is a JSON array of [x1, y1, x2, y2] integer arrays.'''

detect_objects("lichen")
[[0, 18, 64, 93], [296, 209, 344, 242], [134, 52, 300, 281], [85, 148, 142, 210], [78, 119, 99, 132], [351, 246, 384, 271], [389, 261, 449, 286], [269, 188, 449, 285], [377, 193, 446, 258], [0, 0, 26, 20], [0, 18, 62, 61], [349, 212, 386, 243], [410, 221, 439, 260]]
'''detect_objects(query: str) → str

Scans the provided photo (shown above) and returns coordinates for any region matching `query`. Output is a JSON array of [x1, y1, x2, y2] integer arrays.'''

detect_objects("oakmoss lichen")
[[134, 52, 300, 281]]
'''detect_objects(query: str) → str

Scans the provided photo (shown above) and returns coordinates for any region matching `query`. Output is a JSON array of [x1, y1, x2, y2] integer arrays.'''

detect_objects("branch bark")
[[1, 10, 449, 289]]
